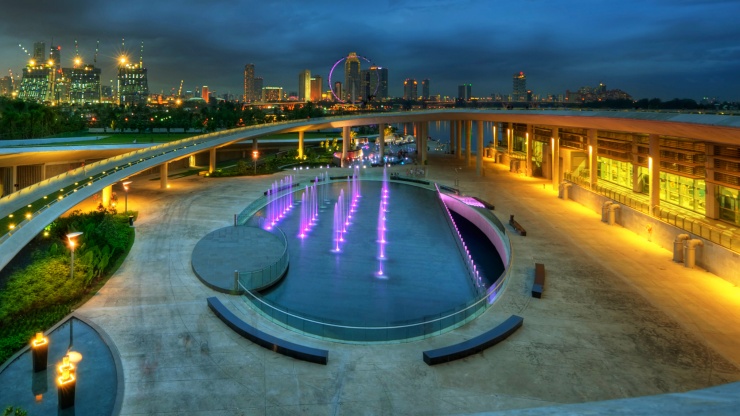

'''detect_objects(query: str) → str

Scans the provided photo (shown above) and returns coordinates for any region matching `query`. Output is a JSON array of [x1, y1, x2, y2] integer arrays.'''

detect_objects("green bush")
[[0, 211, 134, 364]]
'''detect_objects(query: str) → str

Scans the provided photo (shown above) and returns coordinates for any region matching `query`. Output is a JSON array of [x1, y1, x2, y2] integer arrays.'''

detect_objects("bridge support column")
[[588, 129, 598, 186], [648, 133, 660, 215], [705, 144, 718, 219], [456, 121, 462, 159], [422, 122, 428, 165], [188, 155, 197, 168], [507, 125, 512, 155], [209, 148, 216, 173], [378, 123, 385, 164], [525, 125, 533, 176], [342, 126, 350, 168], [476, 120, 484, 176], [449, 121, 455, 155], [101, 185, 112, 209], [298, 131, 304, 160], [465, 120, 472, 166], [552, 128, 560, 191], [160, 163, 169, 189], [11, 166, 18, 193]]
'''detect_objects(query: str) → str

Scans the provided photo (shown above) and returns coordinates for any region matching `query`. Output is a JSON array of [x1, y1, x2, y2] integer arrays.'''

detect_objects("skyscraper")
[[202, 86, 209, 103], [117, 54, 149, 106], [513, 72, 526, 101], [360, 66, 388, 101], [33, 41, 46, 63], [310, 76, 322, 101], [49, 45, 61, 70], [458, 84, 472, 100], [253, 77, 263, 102], [344, 52, 361, 103], [262, 86, 282, 102], [244, 64, 255, 102], [298, 69, 311, 101], [403, 79, 418, 100], [18, 59, 55, 103], [334, 82, 342, 102], [421, 79, 430, 100]]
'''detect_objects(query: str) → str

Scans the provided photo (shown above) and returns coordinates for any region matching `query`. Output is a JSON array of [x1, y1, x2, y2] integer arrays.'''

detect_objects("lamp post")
[[66, 232, 83, 280], [252, 150, 259, 175], [122, 181, 132, 213]]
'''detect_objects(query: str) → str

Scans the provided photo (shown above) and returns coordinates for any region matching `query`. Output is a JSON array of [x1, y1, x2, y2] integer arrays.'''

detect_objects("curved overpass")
[[2, 109, 740, 270]]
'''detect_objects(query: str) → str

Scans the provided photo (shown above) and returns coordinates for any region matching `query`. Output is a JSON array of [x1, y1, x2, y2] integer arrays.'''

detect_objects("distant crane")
[[94, 39, 99, 64], [178, 80, 184, 97], [17, 43, 31, 58]]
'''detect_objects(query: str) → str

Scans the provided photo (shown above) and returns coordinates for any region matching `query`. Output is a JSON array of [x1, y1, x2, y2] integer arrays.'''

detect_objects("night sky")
[[1, 0, 739, 101]]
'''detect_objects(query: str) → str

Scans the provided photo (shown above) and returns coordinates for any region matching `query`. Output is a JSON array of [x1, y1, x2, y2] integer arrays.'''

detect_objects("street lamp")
[[66, 232, 83, 280], [122, 181, 132, 213], [252, 150, 259, 175]]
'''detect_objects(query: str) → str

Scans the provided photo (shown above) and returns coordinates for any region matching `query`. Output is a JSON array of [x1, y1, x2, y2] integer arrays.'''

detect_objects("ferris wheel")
[[328, 54, 380, 103]]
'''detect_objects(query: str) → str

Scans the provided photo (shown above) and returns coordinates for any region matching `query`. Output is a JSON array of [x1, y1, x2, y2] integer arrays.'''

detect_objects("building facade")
[[344, 52, 361, 103], [513, 72, 527, 101], [421, 79, 430, 100], [458, 84, 472, 101], [262, 86, 282, 102], [18, 61, 55, 103], [403, 79, 418, 100], [117, 58, 149, 106], [310, 76, 322, 101], [298, 69, 311, 101], [244, 64, 255, 102]]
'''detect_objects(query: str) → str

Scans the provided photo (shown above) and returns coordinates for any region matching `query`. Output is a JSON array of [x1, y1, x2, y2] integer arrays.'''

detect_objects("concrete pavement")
[[10, 153, 740, 415]]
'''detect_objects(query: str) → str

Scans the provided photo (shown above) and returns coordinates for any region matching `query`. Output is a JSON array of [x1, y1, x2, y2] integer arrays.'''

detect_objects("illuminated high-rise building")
[[403, 79, 418, 100], [117, 48, 149, 106], [49, 45, 61, 70], [458, 84, 472, 100], [334, 82, 342, 101], [360, 66, 388, 101], [298, 69, 311, 101], [244, 64, 255, 102], [33, 42, 46, 63], [18, 58, 55, 103], [202, 86, 209, 103], [310, 76, 322, 101], [0, 76, 12, 96], [262, 86, 282, 102], [513, 72, 526, 101], [344, 52, 361, 103], [253, 77, 263, 101], [421, 79, 430, 100], [63, 65, 102, 104]]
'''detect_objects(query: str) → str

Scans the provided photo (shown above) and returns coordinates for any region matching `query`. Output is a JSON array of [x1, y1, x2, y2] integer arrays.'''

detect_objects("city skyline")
[[1, 0, 739, 101]]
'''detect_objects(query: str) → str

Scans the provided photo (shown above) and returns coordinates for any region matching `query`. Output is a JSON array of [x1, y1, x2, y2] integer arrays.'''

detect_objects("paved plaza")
[[3, 153, 740, 415]]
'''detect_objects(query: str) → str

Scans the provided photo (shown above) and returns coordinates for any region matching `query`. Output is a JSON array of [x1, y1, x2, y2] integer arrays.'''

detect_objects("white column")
[[525, 124, 533, 177], [449, 122, 455, 155], [588, 129, 598, 186], [209, 148, 216, 173], [705, 144, 717, 219], [476, 120, 484, 176], [465, 120, 472, 165], [456, 121, 463, 159], [101, 185, 112, 208], [378, 123, 386, 165]]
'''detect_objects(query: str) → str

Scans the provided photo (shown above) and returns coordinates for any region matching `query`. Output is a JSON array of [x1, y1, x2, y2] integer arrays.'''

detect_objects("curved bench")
[[422, 315, 523, 365], [207, 297, 328, 365]]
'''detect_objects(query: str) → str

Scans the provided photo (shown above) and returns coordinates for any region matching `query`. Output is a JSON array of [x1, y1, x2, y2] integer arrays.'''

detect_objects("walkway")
[[13, 153, 740, 414]]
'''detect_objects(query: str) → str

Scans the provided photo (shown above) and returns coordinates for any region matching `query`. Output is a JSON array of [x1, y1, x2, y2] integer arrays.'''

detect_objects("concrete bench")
[[207, 297, 328, 365], [532, 263, 545, 298], [508, 215, 527, 236], [472, 196, 495, 210], [422, 315, 524, 365]]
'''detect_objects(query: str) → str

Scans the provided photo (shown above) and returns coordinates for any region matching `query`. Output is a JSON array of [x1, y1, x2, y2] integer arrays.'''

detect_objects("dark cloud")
[[1, 0, 739, 100]]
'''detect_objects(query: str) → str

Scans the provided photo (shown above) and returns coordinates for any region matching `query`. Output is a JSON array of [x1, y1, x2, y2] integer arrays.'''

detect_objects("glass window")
[[597, 157, 632, 189], [717, 186, 740, 226], [660, 173, 706, 215]]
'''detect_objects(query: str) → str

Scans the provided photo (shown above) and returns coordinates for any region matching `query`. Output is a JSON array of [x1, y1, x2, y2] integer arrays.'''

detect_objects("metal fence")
[[237, 227, 289, 291]]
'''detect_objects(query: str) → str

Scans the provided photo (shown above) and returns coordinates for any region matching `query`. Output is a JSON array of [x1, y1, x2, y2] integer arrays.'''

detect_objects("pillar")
[[160, 163, 169, 189], [552, 128, 560, 190], [11, 165, 17, 193], [525, 124, 533, 176], [705, 144, 718, 219], [588, 129, 598, 186], [188, 155, 197, 168], [507, 125, 512, 154], [456, 121, 463, 159], [449, 122, 455, 155], [208, 148, 216, 173], [298, 131, 305, 160], [378, 123, 386, 164], [421, 122, 428, 165], [252, 138, 258, 151], [648, 134, 660, 215], [465, 120, 472, 166], [101, 185, 112, 208], [342, 126, 350, 167], [476, 120, 484, 176], [629, 138, 640, 193]]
